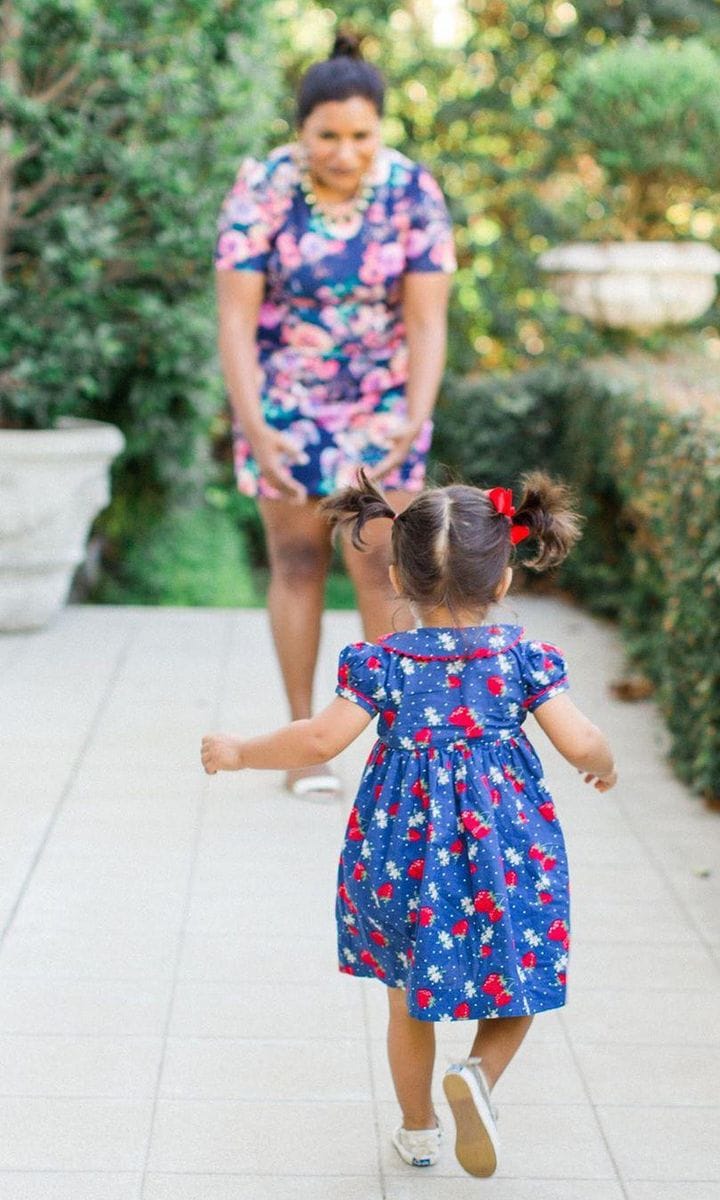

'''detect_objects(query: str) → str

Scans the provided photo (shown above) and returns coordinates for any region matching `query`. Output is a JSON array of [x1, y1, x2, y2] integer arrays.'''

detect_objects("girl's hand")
[[366, 420, 422, 483], [249, 426, 308, 503], [201, 734, 244, 774], [582, 768, 618, 792]]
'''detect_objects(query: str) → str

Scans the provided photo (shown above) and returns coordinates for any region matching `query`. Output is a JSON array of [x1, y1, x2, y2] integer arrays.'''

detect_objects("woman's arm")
[[201, 696, 373, 774], [368, 271, 450, 482], [217, 270, 307, 501], [533, 694, 617, 791]]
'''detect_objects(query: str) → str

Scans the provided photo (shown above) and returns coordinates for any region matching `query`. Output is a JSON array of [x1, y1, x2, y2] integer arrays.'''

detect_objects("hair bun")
[[331, 30, 363, 59]]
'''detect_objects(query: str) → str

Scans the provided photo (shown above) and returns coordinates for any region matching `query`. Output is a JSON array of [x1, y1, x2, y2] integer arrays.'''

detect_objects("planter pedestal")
[[0, 418, 125, 632], [538, 241, 720, 331]]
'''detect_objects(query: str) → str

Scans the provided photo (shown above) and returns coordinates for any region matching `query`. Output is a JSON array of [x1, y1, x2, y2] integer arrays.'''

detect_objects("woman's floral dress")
[[215, 145, 456, 498], [335, 624, 572, 1021]]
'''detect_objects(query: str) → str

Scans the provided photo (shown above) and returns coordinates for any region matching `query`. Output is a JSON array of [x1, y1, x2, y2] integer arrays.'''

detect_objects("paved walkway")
[[0, 596, 718, 1200]]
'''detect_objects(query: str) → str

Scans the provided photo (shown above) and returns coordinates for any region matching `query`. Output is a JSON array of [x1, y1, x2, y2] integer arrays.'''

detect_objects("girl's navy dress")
[[335, 624, 571, 1021]]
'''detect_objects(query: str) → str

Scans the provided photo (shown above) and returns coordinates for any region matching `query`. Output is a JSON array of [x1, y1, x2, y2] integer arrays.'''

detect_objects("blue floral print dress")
[[335, 624, 571, 1021], [215, 145, 456, 498]]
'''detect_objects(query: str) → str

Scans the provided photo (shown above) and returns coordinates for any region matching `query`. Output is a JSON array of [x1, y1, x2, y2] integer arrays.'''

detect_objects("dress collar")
[[378, 624, 524, 662]]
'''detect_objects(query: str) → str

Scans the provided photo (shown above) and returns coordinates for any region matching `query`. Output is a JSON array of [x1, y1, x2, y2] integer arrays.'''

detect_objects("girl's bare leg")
[[258, 498, 333, 789], [468, 1015, 534, 1089], [387, 987, 437, 1129], [341, 488, 415, 641]]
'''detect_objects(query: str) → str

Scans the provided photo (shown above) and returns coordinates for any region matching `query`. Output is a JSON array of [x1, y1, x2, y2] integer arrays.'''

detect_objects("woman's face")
[[300, 96, 381, 197]]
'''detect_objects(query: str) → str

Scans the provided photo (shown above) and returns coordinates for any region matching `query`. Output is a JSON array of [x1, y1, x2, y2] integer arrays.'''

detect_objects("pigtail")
[[321, 469, 396, 549], [513, 471, 582, 571]]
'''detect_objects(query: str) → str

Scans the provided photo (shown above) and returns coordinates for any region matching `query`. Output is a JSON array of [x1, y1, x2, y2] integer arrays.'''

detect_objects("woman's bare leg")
[[258, 498, 333, 788], [468, 1015, 534, 1089], [387, 987, 437, 1129], [341, 488, 416, 641]]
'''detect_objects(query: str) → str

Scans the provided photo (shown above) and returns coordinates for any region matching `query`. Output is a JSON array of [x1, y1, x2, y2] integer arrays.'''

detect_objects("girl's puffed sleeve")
[[404, 165, 457, 274], [336, 643, 384, 716], [521, 641, 570, 712], [215, 157, 278, 272]]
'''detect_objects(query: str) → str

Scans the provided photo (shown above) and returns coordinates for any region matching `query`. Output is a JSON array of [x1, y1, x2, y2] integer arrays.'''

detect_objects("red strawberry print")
[[449, 838, 464, 855], [382, 710, 396, 727], [449, 706, 484, 738], [337, 884, 357, 912], [505, 869, 518, 888], [460, 810, 491, 839], [407, 910, 418, 924], [447, 674, 461, 688], [529, 844, 544, 862], [454, 1001, 471, 1019], [452, 919, 469, 938], [410, 780, 431, 809], [388, 802, 399, 817], [539, 891, 553, 905], [416, 988, 434, 1010], [407, 858, 425, 879], [481, 944, 492, 957], [425, 822, 434, 841], [419, 906, 435, 927], [338, 663, 350, 687], [353, 862, 367, 881], [455, 780, 467, 794], [496, 989, 512, 1006], [374, 785, 383, 800], [548, 919, 570, 949], [482, 973, 505, 996], [367, 656, 381, 670], [339, 964, 355, 975], [369, 930, 388, 947], [543, 855, 557, 872], [376, 882, 393, 902], [521, 951, 537, 968], [360, 949, 378, 969], [407, 827, 422, 842], [486, 675, 505, 696], [474, 890, 493, 913], [347, 924, 359, 936], [489, 905, 504, 923], [557, 970, 567, 985], [414, 727, 432, 746], [538, 800, 556, 821]]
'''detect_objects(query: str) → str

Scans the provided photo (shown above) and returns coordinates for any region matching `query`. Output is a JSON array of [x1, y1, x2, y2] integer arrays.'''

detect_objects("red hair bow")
[[486, 487, 531, 545]]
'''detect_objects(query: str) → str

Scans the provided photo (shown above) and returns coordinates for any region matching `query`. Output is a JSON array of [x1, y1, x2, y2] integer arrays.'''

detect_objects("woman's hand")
[[201, 734, 245, 774], [249, 425, 308, 503], [366, 420, 422, 483]]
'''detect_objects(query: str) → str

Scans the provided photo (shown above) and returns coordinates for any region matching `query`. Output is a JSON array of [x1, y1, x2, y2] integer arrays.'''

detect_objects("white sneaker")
[[391, 1122, 442, 1167], [442, 1057, 499, 1177]]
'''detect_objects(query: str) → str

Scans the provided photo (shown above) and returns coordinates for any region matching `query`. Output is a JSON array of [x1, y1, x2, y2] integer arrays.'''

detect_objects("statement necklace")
[[298, 159, 376, 234]]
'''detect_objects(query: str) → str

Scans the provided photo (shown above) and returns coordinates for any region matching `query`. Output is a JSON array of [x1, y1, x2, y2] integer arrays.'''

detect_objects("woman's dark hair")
[[322, 470, 582, 614], [296, 31, 385, 125]]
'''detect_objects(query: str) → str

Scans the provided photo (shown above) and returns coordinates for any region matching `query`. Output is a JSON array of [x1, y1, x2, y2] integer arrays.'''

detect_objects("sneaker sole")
[[443, 1072, 497, 1177]]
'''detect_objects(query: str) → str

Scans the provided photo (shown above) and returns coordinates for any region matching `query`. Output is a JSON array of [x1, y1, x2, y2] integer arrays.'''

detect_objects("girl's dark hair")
[[296, 31, 385, 125], [322, 470, 581, 614]]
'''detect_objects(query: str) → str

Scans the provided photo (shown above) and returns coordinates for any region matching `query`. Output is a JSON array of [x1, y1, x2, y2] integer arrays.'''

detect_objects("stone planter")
[[538, 241, 720, 332], [0, 418, 125, 632]]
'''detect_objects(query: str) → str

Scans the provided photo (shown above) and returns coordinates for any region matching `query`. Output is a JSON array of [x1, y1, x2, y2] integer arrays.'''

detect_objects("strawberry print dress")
[[215, 145, 455, 498], [335, 624, 571, 1021]]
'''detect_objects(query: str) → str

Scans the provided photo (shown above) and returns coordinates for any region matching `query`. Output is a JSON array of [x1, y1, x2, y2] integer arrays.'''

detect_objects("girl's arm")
[[532, 694, 617, 792], [201, 696, 373, 775], [368, 272, 450, 482], [216, 271, 307, 501]]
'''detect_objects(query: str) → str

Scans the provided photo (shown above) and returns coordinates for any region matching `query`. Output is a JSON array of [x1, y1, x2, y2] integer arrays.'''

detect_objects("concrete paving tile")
[[569, 941, 719, 991], [177, 932, 338, 983], [597, 1105, 720, 1180], [146, 1099, 378, 1174], [0, 977, 172, 1037], [159, 1036, 371, 1100], [0, 1173, 141, 1199], [0, 924, 179, 979], [563, 988, 720, 1045], [570, 898, 697, 945], [143, 1178, 382, 1200], [0, 1098, 153, 1170], [168, 976, 365, 1040], [625, 1185, 720, 1200], [379, 1100, 616, 1179], [384, 1180, 625, 1200], [573, 1043, 720, 1106], [0, 1035, 163, 1098]]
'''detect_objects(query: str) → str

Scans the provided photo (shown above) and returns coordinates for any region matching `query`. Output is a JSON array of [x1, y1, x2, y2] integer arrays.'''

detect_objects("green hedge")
[[434, 365, 720, 802]]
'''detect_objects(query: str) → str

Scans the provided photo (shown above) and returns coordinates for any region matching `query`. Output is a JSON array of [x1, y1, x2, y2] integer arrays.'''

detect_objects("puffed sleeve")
[[521, 641, 570, 712], [404, 165, 457, 274], [336, 643, 385, 715], [215, 157, 280, 272]]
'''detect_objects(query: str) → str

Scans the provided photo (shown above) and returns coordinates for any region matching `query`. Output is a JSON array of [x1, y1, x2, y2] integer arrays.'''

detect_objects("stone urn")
[[0, 417, 125, 632], [538, 241, 720, 332]]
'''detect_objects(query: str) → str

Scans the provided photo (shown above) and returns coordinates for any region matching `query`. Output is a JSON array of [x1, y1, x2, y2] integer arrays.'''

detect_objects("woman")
[[215, 32, 455, 796]]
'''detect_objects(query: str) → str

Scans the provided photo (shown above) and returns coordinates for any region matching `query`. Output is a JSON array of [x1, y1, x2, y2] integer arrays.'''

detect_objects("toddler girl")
[[201, 470, 617, 1177]]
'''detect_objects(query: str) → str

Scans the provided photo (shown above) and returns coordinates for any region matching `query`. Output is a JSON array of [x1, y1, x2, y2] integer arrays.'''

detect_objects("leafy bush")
[[551, 39, 720, 237]]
